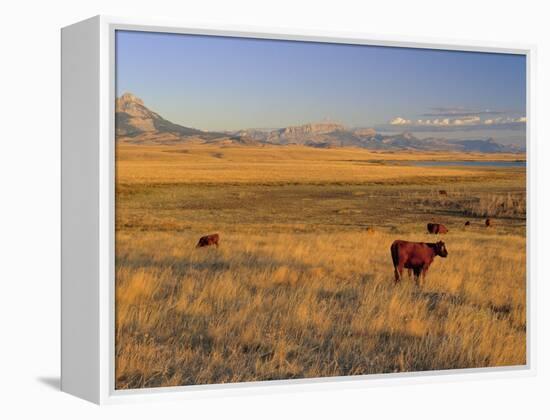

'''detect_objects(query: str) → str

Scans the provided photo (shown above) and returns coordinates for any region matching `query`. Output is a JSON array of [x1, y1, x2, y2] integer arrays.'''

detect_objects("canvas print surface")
[[114, 30, 527, 389]]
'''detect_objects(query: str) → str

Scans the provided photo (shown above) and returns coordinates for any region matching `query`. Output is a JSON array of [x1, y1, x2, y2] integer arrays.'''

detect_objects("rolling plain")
[[115, 143, 526, 389]]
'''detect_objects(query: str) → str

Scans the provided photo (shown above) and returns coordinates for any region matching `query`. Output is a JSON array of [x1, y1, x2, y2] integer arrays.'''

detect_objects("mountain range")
[[115, 93, 524, 153]]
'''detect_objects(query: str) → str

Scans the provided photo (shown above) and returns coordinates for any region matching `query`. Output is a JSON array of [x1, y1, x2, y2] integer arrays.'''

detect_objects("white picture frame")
[[61, 15, 536, 404]]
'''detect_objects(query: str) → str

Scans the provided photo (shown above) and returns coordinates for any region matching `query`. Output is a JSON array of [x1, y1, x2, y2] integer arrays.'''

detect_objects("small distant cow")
[[366, 227, 376, 234], [427, 223, 448, 234], [485, 218, 493, 227], [391, 239, 448, 285], [464, 221, 471, 226], [196, 233, 220, 248], [438, 190, 448, 196]]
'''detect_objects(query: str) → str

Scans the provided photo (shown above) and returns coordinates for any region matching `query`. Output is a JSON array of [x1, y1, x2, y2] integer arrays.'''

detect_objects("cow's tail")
[[390, 241, 401, 282], [390, 241, 399, 268]]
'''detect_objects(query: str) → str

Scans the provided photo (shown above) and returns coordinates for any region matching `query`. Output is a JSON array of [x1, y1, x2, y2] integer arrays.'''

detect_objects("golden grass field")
[[115, 143, 526, 389]]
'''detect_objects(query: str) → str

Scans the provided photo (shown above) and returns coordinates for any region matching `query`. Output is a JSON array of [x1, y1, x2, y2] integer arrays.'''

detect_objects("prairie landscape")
[[115, 143, 526, 389]]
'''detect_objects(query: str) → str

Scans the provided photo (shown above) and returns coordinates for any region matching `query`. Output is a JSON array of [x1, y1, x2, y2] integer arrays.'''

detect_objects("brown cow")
[[427, 223, 448, 234], [464, 221, 471, 226], [196, 233, 220, 248], [438, 190, 448, 196], [391, 240, 448, 286], [485, 218, 493, 227]]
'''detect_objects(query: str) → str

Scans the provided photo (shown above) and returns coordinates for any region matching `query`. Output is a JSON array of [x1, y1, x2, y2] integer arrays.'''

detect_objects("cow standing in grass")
[[391, 240, 448, 286], [196, 233, 220, 248], [427, 223, 448, 234]]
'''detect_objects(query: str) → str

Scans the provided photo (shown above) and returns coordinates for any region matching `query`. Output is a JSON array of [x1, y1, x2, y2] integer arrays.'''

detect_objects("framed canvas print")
[[61, 16, 534, 404]]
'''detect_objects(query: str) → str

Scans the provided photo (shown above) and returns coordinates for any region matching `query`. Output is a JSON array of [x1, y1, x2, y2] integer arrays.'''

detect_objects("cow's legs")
[[421, 266, 429, 287], [394, 265, 404, 283], [413, 267, 422, 286]]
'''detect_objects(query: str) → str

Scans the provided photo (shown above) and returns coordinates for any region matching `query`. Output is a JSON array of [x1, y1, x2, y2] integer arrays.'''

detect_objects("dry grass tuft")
[[463, 193, 526, 218]]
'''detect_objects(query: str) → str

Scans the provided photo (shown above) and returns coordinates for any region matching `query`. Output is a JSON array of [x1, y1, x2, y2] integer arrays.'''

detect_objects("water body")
[[410, 160, 526, 168]]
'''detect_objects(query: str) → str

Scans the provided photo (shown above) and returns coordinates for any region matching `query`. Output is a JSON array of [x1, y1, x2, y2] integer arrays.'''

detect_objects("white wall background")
[[0, 0, 547, 417]]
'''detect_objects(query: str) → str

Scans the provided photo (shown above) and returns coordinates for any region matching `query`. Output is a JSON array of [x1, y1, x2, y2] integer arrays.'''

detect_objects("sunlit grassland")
[[116, 143, 524, 185], [115, 144, 526, 389]]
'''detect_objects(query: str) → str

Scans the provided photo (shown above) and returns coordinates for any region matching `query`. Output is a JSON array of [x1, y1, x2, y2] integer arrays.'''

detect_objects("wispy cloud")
[[389, 108, 526, 130], [422, 107, 506, 118], [411, 116, 482, 127], [389, 117, 412, 125], [484, 116, 527, 125]]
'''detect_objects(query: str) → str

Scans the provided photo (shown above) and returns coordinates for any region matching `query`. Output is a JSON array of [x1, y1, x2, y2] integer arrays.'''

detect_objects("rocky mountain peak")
[[116, 93, 150, 117], [115, 93, 225, 141], [353, 128, 377, 137], [118, 92, 144, 105], [282, 122, 345, 136]]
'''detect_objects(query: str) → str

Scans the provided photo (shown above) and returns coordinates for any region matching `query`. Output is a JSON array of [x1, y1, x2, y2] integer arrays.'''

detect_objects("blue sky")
[[116, 30, 526, 144]]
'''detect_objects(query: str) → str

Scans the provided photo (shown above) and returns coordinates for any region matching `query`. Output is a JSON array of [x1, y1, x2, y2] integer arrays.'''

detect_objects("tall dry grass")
[[405, 189, 527, 220], [115, 229, 526, 389], [463, 193, 526, 218], [115, 144, 526, 389]]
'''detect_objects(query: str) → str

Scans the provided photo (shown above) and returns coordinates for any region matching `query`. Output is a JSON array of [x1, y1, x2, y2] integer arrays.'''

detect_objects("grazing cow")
[[366, 227, 376, 234], [196, 233, 220, 248], [438, 190, 448, 196], [464, 221, 471, 226], [485, 218, 493, 227], [427, 223, 448, 234], [391, 239, 448, 285]]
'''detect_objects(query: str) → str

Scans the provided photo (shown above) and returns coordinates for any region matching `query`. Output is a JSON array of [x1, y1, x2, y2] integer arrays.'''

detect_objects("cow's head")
[[435, 241, 448, 257]]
